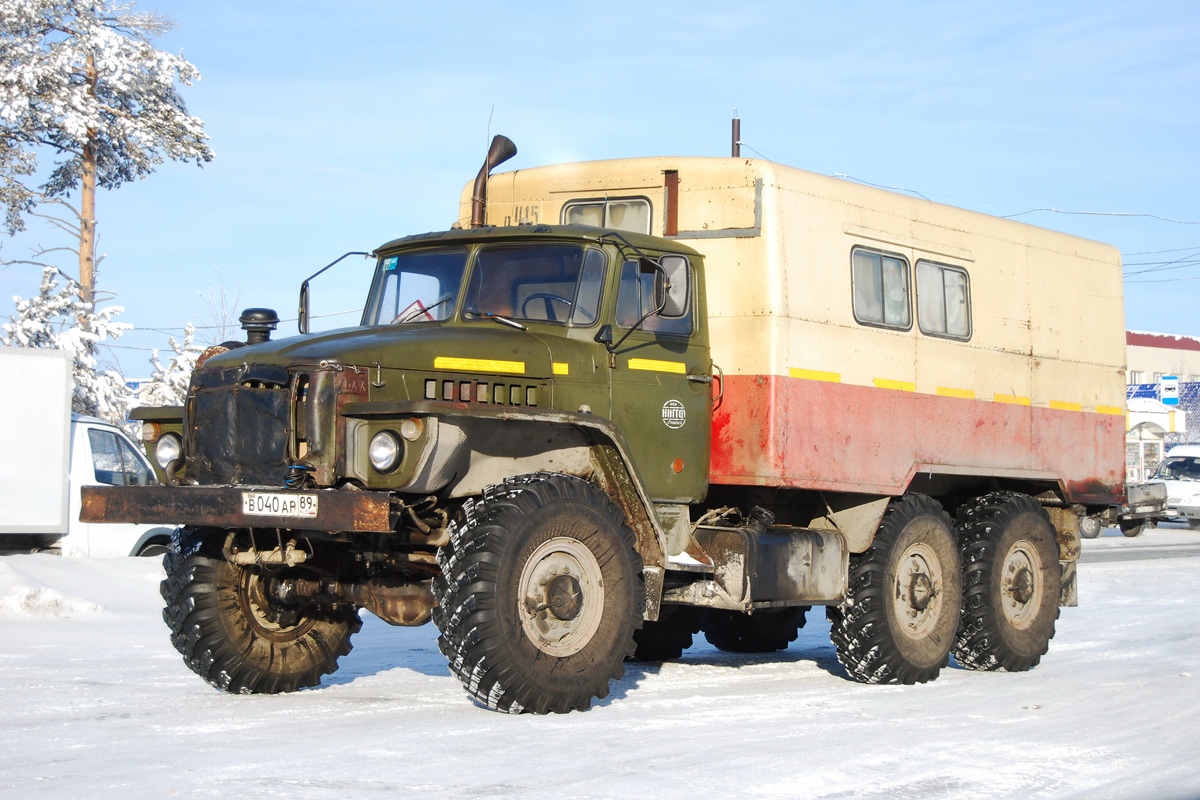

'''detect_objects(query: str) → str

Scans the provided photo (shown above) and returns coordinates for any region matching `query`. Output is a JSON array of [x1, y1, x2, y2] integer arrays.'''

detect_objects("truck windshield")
[[365, 247, 468, 325], [462, 244, 605, 325]]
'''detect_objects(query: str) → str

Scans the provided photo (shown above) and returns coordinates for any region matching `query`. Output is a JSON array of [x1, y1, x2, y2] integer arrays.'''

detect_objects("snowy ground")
[[2, 527, 1198, 800]]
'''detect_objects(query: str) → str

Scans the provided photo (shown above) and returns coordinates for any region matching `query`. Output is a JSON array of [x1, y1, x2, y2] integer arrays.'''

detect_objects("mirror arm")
[[607, 294, 666, 354], [297, 251, 371, 334]]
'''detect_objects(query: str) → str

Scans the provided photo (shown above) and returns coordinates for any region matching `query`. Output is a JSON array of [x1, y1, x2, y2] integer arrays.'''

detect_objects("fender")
[[340, 400, 670, 573]]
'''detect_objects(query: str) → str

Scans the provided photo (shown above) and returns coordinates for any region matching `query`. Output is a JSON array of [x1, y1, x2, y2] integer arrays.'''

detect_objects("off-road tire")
[[1119, 519, 1146, 537], [952, 492, 1060, 671], [828, 493, 962, 684], [432, 474, 642, 713], [699, 607, 809, 653], [629, 606, 701, 662], [160, 528, 360, 694]]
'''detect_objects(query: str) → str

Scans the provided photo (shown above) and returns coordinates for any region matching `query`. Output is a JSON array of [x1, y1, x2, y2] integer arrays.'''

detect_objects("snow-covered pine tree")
[[139, 322, 202, 407], [2, 264, 133, 423], [0, 0, 213, 304]]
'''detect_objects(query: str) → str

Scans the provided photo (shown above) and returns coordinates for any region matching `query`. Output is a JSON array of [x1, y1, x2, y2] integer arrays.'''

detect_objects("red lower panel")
[[710, 375, 1125, 503]]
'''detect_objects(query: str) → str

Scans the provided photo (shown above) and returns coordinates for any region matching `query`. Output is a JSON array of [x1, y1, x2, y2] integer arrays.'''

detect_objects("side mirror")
[[298, 283, 310, 334], [297, 251, 371, 335], [656, 255, 690, 319]]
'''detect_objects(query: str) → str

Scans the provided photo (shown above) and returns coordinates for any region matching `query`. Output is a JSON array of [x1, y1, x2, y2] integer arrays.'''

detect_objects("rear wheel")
[[953, 493, 1060, 671], [629, 606, 701, 662], [699, 607, 808, 653], [828, 494, 961, 684], [1078, 516, 1103, 539], [1119, 519, 1146, 537], [433, 474, 642, 713], [160, 528, 360, 694]]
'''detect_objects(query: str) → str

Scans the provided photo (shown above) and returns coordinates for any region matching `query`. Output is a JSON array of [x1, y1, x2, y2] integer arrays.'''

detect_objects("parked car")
[[1150, 445, 1200, 529]]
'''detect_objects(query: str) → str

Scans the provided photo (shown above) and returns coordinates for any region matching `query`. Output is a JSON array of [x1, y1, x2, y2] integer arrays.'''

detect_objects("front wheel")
[[953, 493, 1060, 672], [160, 529, 360, 694], [433, 474, 643, 713], [828, 494, 962, 684]]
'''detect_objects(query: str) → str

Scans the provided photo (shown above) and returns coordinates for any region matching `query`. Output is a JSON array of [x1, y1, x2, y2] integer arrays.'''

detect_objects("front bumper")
[[81, 485, 394, 533], [1160, 503, 1200, 523]]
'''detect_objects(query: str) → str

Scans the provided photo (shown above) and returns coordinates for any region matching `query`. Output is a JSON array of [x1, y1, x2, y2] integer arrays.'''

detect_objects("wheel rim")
[[1000, 541, 1044, 630], [517, 537, 604, 657], [894, 542, 944, 639], [236, 570, 313, 642]]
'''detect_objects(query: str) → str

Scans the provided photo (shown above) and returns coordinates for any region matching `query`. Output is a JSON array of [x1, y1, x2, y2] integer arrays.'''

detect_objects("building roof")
[[1127, 331, 1200, 352]]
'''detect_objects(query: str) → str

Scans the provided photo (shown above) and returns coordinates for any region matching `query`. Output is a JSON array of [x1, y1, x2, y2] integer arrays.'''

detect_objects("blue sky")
[[3, 0, 1199, 375]]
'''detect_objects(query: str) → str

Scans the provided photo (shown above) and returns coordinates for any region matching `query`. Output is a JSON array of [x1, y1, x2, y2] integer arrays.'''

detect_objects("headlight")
[[369, 431, 402, 473], [155, 433, 182, 469], [399, 418, 423, 441]]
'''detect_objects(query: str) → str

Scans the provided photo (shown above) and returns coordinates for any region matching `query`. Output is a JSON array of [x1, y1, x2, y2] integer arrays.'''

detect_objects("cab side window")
[[614, 259, 692, 335]]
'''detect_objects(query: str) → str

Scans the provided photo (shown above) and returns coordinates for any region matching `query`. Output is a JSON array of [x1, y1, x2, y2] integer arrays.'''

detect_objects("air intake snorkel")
[[469, 135, 518, 228]]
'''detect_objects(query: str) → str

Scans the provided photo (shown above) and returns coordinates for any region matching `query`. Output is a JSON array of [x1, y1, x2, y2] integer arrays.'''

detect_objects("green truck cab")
[[86, 221, 725, 713]]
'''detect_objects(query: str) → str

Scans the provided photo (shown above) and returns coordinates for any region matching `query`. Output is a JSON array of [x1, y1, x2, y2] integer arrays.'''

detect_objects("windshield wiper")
[[395, 296, 452, 325], [463, 311, 526, 331]]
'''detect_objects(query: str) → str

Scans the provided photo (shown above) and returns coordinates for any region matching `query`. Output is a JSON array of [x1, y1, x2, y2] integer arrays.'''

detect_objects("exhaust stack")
[[470, 134, 518, 228]]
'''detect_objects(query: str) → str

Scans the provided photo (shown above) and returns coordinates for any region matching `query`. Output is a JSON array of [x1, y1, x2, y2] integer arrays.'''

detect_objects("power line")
[[833, 173, 932, 202], [1123, 246, 1200, 256], [136, 308, 364, 336], [1004, 209, 1200, 224]]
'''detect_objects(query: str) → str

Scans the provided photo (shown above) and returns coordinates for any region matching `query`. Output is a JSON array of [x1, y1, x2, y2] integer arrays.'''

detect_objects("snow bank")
[[0, 561, 105, 619], [0, 584, 104, 618]]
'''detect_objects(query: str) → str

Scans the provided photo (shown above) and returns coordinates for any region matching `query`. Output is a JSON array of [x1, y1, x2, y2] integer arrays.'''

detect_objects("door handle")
[[686, 374, 713, 384]]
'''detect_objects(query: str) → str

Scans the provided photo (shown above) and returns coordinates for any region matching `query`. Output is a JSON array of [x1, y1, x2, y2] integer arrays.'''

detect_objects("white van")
[[1150, 445, 1200, 529], [0, 347, 175, 556]]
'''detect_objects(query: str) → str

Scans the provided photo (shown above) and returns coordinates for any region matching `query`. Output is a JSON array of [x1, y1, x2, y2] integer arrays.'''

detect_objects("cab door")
[[606, 256, 711, 503]]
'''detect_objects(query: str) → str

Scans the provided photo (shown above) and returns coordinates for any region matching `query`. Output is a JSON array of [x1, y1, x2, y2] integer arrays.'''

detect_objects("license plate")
[[242, 491, 319, 518]]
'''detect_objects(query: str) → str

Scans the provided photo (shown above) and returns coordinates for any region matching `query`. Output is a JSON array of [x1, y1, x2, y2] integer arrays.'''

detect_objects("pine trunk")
[[80, 139, 96, 309], [79, 53, 98, 311]]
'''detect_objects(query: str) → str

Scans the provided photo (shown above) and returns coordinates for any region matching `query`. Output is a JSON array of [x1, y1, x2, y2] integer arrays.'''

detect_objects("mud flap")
[[1059, 560, 1078, 607]]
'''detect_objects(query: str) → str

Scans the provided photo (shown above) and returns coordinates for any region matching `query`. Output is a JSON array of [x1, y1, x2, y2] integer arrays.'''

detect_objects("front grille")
[[188, 370, 292, 486], [423, 377, 540, 407]]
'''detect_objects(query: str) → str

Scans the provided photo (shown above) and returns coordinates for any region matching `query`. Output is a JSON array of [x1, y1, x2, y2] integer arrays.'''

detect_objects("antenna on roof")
[[732, 110, 741, 158]]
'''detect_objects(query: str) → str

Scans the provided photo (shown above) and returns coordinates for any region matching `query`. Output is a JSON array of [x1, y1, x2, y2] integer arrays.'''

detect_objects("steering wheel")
[[520, 292, 572, 322]]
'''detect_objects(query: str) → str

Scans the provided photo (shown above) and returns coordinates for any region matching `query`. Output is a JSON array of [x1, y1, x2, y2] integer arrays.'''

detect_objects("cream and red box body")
[[469, 157, 1127, 505]]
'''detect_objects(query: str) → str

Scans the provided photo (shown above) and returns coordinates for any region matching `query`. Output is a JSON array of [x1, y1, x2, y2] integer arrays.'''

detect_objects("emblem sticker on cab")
[[662, 399, 686, 429]]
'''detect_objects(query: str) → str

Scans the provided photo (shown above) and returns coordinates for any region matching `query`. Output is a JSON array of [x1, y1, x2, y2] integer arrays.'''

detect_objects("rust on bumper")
[[80, 486, 393, 533]]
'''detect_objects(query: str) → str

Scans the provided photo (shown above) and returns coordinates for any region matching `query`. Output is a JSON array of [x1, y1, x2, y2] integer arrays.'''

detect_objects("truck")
[[82, 137, 1162, 712], [1, 346, 175, 557]]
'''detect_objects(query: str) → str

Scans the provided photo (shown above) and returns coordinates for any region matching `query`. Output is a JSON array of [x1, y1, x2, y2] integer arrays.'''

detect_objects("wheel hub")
[[1001, 542, 1044, 629], [237, 569, 310, 640], [518, 537, 604, 656], [909, 572, 934, 611], [895, 543, 943, 639], [545, 574, 584, 621]]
